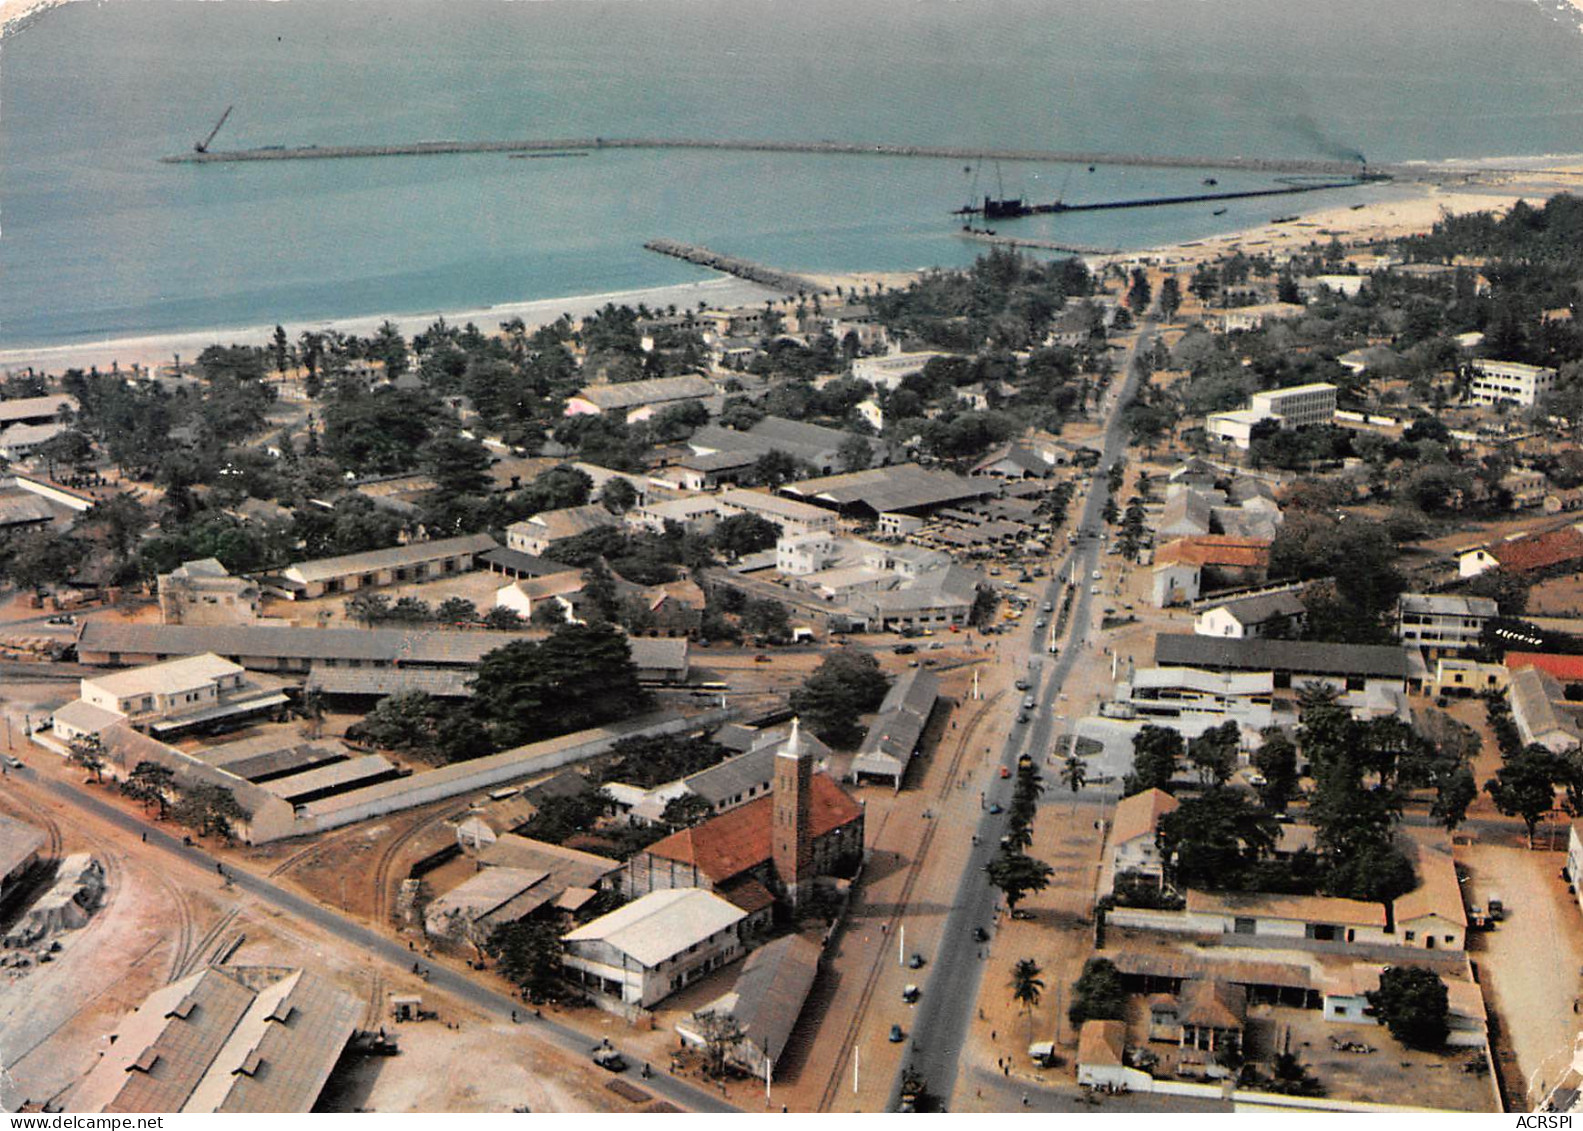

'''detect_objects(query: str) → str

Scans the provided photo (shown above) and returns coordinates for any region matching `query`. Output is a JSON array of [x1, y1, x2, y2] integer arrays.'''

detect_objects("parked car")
[[902, 984, 921, 1003], [754, 654, 771, 663], [893, 644, 918, 655], [1487, 894, 1505, 921], [1091, 570, 1102, 580], [591, 1046, 628, 1072], [3, 755, 22, 770], [908, 953, 925, 969], [1014, 679, 1030, 691], [889, 1024, 905, 1043]]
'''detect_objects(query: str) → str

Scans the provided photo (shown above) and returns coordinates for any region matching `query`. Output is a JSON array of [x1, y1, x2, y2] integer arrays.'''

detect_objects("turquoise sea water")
[[2, 0, 1582, 347]]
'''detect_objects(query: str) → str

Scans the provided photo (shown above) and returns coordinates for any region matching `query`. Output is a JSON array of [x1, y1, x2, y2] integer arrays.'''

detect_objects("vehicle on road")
[[753, 654, 771, 663], [1090, 585, 1101, 595], [1034, 618, 1047, 629], [890, 1024, 906, 1043], [1023, 696, 1036, 709], [988, 802, 1003, 815], [3, 755, 23, 770], [973, 927, 990, 942], [999, 766, 1011, 779], [1016, 712, 1030, 724], [1042, 602, 1053, 613], [1014, 679, 1030, 691], [893, 644, 918, 655], [1048, 644, 1060, 656], [591, 1047, 628, 1072], [1488, 894, 1505, 921]]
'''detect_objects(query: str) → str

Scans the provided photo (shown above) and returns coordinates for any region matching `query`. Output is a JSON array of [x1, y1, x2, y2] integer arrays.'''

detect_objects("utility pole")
[[899, 924, 905, 967]]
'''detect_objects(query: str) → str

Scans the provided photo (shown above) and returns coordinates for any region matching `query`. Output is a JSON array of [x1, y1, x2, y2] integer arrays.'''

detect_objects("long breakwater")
[[158, 134, 1452, 180]]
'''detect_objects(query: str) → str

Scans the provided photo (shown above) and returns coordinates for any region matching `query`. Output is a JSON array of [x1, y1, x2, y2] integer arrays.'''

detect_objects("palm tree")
[[1010, 958, 1046, 1044], [1060, 754, 1087, 794]]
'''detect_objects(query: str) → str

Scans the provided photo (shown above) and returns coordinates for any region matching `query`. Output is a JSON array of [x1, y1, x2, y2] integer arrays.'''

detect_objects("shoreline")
[[5, 151, 1583, 377], [0, 277, 784, 375]]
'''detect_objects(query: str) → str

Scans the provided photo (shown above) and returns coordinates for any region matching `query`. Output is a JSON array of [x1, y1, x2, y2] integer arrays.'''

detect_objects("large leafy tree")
[[1123, 725, 1183, 795], [1156, 787, 1279, 891], [790, 652, 890, 747], [487, 920, 565, 1003], [985, 850, 1053, 912], [469, 623, 646, 748], [1486, 744, 1577, 848], [1067, 958, 1127, 1026], [1366, 966, 1449, 1050]]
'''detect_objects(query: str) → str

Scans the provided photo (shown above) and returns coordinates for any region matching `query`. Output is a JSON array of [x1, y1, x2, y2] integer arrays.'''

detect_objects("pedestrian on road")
[[1021, 1093, 1029, 1106], [991, 1030, 996, 1041], [141, 832, 146, 842], [216, 862, 223, 874]]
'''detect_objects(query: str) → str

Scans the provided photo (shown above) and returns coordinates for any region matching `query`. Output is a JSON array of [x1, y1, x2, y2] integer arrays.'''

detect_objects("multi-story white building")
[[1469, 359, 1557, 407], [1395, 593, 1497, 657], [53, 652, 287, 741], [1206, 383, 1337, 449], [1248, 382, 1339, 429]]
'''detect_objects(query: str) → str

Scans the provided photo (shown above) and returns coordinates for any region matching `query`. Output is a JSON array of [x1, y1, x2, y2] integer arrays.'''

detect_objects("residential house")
[[1194, 591, 1306, 640], [1501, 468, 1549, 510], [1107, 788, 1180, 887], [1150, 537, 1271, 606], [1457, 524, 1583, 578], [505, 505, 622, 557], [158, 559, 262, 626]]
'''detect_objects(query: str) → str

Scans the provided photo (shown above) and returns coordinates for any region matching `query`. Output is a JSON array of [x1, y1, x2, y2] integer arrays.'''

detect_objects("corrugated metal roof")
[[260, 754, 396, 801], [77, 621, 538, 668], [573, 375, 715, 410], [564, 888, 745, 968], [282, 533, 497, 584], [1153, 634, 1409, 680], [782, 463, 993, 515], [720, 934, 821, 1059], [305, 664, 475, 699]]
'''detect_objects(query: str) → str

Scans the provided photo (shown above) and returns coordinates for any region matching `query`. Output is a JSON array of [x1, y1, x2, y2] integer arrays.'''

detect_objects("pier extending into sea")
[[642, 240, 819, 294], [158, 134, 1468, 182]]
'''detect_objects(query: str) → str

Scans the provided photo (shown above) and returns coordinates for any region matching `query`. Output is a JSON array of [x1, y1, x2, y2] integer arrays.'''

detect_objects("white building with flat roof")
[[58, 653, 288, 739], [1207, 383, 1337, 449], [1396, 593, 1498, 657], [1469, 359, 1556, 408]]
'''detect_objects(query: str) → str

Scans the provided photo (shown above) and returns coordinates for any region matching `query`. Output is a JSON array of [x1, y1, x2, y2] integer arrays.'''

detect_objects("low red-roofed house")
[[1458, 524, 1583, 578], [1506, 651, 1583, 684]]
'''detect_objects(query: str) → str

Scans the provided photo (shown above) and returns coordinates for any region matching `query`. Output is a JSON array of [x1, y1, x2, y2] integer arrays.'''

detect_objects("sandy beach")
[[0, 277, 784, 375]]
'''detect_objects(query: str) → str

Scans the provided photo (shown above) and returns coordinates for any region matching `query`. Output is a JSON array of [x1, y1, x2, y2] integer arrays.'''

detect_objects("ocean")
[[3, 0, 1583, 349]]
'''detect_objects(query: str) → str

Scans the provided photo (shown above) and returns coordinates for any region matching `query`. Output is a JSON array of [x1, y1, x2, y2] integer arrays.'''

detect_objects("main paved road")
[[887, 321, 1154, 1111], [11, 764, 737, 1114]]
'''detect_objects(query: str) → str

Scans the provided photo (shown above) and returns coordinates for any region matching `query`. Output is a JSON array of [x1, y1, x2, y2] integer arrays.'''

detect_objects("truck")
[[1487, 893, 1504, 922]]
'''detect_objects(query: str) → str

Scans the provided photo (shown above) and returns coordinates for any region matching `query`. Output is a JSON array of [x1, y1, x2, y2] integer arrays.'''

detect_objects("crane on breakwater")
[[194, 106, 233, 155]]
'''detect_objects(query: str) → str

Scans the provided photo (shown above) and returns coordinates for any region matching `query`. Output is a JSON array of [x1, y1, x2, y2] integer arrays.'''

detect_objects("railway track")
[[814, 688, 1005, 1112], [178, 906, 243, 979]]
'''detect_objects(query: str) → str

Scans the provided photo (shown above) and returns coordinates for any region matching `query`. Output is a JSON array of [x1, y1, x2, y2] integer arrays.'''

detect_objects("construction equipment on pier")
[[194, 106, 233, 155], [954, 171, 1384, 220]]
